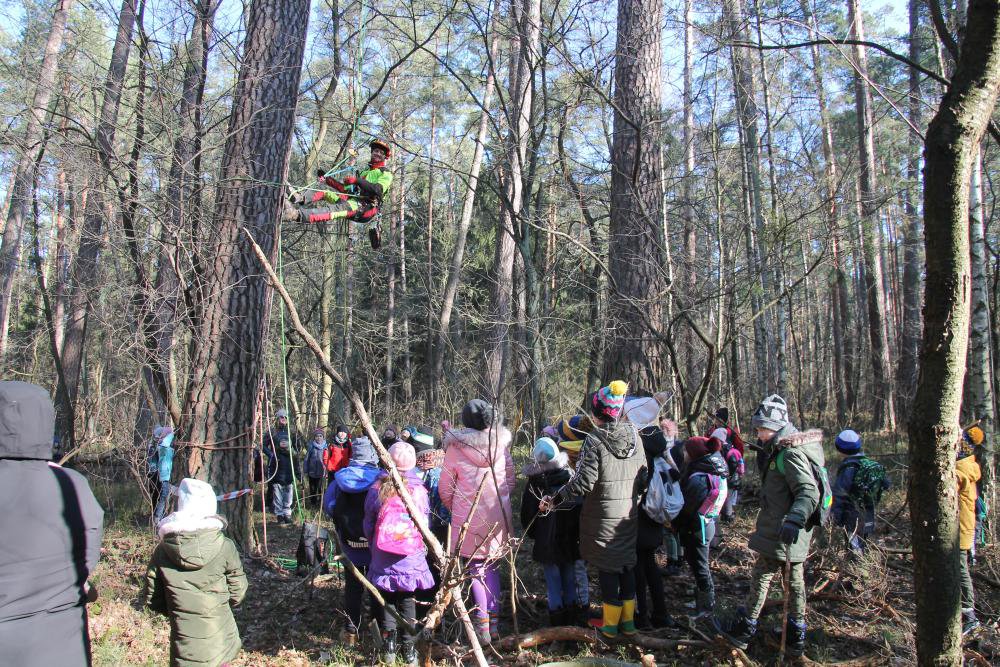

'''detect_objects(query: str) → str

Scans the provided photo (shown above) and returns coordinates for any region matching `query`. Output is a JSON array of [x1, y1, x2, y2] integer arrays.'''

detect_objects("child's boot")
[[693, 589, 715, 619], [714, 607, 757, 650], [962, 608, 980, 636], [589, 602, 623, 638], [619, 598, 638, 636], [368, 222, 382, 250], [381, 630, 397, 664], [400, 636, 418, 666], [786, 617, 807, 657]]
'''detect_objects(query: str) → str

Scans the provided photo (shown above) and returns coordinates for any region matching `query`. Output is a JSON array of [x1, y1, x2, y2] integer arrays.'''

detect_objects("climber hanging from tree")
[[283, 138, 393, 249]]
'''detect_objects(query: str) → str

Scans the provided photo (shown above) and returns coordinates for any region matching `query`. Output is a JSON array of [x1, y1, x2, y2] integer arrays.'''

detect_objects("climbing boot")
[[714, 607, 757, 650], [962, 608, 981, 637], [380, 630, 397, 664], [692, 589, 715, 619], [400, 638, 418, 666], [368, 223, 382, 250], [589, 602, 623, 639], [619, 598, 638, 636]]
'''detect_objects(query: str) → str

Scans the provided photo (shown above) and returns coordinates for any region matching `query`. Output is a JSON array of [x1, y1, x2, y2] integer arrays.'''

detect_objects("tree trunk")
[[847, 0, 896, 430], [681, 0, 697, 406], [181, 0, 311, 548], [431, 33, 498, 410], [909, 2, 1000, 663], [602, 0, 666, 390], [60, 0, 138, 448], [723, 0, 770, 391], [967, 147, 996, 516], [484, 0, 539, 398], [0, 0, 74, 360]]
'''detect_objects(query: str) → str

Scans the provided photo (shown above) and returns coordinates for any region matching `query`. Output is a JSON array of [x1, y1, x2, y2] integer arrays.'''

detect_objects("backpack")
[[722, 444, 745, 487], [296, 521, 329, 576], [375, 492, 425, 555], [847, 457, 887, 507], [776, 450, 833, 529], [690, 471, 728, 519], [642, 457, 684, 523], [331, 489, 369, 550]]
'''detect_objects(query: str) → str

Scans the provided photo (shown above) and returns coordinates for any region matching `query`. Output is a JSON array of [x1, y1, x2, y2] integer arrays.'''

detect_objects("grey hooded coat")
[[0, 381, 105, 666]]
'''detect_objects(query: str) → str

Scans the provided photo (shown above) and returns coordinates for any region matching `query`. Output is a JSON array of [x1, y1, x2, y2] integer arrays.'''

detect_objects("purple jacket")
[[363, 470, 435, 593]]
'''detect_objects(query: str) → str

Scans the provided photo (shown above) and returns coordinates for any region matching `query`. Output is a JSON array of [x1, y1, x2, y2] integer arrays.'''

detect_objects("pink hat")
[[389, 441, 416, 472]]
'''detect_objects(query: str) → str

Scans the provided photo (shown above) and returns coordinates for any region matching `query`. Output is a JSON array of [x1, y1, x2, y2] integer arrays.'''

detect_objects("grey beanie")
[[751, 394, 790, 431], [276, 408, 289, 419], [350, 435, 378, 465]]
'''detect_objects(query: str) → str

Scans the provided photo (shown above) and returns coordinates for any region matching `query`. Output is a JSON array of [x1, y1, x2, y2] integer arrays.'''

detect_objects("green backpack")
[[847, 457, 887, 507], [775, 450, 833, 529]]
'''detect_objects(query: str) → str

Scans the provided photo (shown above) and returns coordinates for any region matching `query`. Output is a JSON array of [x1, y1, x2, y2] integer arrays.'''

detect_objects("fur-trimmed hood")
[[442, 425, 513, 469], [156, 514, 228, 570], [777, 428, 825, 467], [521, 450, 569, 477]]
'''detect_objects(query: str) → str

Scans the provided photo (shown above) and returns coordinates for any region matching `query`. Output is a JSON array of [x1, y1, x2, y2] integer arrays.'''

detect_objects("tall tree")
[[181, 0, 311, 547], [899, 0, 925, 414], [60, 0, 139, 448], [602, 0, 666, 389], [908, 1, 1000, 663], [847, 0, 896, 430], [0, 0, 74, 360], [484, 0, 540, 398]]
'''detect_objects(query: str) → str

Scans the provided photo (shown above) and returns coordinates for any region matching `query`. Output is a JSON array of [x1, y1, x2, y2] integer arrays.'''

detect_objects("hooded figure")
[[0, 381, 105, 667], [144, 478, 248, 667]]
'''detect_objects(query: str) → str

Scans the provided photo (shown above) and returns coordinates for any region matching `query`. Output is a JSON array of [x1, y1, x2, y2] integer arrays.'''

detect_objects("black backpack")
[[331, 489, 369, 550]]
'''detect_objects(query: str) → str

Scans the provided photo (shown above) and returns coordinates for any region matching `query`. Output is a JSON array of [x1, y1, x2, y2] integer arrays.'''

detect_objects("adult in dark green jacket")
[[144, 478, 248, 667], [717, 394, 824, 659], [542, 381, 647, 639]]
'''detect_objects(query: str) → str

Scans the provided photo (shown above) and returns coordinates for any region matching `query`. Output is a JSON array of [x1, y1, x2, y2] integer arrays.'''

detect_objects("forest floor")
[[83, 451, 1000, 666]]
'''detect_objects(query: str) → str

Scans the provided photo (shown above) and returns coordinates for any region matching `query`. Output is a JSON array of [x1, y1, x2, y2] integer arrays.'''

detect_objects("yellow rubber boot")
[[588, 602, 623, 638], [620, 598, 637, 635]]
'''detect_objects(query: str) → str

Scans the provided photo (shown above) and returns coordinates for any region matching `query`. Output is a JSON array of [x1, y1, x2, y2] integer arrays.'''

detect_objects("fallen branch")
[[497, 626, 598, 650]]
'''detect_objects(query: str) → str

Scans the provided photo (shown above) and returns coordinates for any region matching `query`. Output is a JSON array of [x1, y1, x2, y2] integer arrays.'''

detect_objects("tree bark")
[[909, 2, 1000, 663], [181, 0, 311, 548], [847, 0, 896, 430], [0, 0, 74, 360], [602, 0, 666, 389]]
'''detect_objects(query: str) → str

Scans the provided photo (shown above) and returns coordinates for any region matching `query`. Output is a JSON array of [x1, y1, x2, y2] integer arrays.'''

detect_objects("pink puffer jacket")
[[439, 425, 515, 559]]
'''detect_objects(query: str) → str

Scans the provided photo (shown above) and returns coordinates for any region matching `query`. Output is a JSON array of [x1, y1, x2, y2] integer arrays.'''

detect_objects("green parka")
[[556, 419, 647, 572], [748, 428, 825, 563], [144, 523, 248, 667]]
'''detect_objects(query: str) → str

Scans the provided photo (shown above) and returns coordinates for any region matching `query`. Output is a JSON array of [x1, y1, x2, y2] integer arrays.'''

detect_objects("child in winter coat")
[[520, 437, 581, 626], [324, 424, 352, 482], [144, 478, 248, 667], [957, 434, 982, 635], [541, 381, 646, 639], [440, 399, 515, 644], [364, 442, 434, 665], [717, 395, 824, 658], [672, 436, 728, 618], [635, 422, 674, 629], [660, 419, 684, 576], [831, 430, 889, 554], [415, 445, 449, 609], [304, 428, 329, 508], [324, 435, 382, 645], [711, 427, 745, 522]]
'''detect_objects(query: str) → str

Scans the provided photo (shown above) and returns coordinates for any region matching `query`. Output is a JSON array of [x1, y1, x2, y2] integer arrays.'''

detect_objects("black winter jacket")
[[636, 426, 669, 550], [671, 451, 728, 534], [520, 455, 581, 564]]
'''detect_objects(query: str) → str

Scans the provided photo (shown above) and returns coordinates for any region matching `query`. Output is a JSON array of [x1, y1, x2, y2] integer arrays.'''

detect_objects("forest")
[[2, 0, 1000, 664]]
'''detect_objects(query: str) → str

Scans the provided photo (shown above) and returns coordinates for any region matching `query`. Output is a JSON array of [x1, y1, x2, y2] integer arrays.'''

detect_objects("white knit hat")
[[174, 478, 218, 518]]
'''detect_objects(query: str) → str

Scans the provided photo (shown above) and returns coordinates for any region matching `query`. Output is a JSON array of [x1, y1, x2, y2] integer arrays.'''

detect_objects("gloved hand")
[[316, 167, 333, 180], [288, 191, 305, 205], [779, 518, 802, 545]]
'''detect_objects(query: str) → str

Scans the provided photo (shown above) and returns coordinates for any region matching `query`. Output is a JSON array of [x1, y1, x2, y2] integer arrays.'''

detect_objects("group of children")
[[140, 389, 989, 666]]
